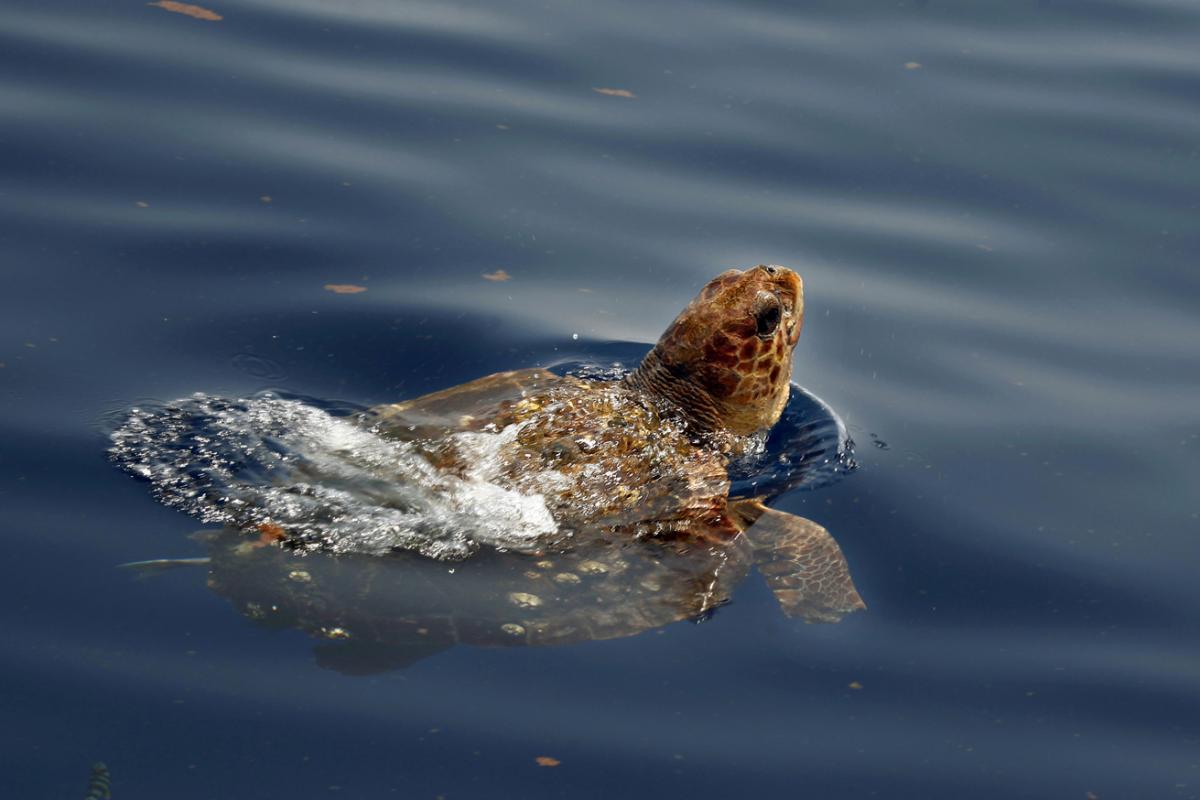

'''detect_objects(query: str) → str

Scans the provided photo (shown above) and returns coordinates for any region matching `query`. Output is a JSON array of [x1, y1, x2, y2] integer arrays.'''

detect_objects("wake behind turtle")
[[113, 265, 864, 668]]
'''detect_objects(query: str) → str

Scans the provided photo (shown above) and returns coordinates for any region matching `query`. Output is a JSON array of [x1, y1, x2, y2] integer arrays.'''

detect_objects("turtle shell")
[[362, 368, 737, 547]]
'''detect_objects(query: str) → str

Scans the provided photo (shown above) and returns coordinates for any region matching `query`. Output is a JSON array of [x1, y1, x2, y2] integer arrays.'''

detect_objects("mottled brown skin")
[[366, 265, 864, 623], [625, 264, 803, 436]]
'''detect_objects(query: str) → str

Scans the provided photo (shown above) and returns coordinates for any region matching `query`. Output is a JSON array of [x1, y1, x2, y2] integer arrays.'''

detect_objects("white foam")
[[110, 394, 559, 560]]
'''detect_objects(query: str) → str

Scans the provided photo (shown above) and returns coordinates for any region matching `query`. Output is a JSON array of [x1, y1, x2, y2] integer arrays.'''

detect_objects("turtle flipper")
[[729, 498, 865, 623]]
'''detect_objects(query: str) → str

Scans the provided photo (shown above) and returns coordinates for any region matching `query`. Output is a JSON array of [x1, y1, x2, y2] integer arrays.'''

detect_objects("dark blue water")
[[2, 0, 1198, 797]]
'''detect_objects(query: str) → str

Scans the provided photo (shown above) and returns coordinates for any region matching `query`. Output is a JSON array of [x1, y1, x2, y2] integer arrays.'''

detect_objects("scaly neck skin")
[[622, 348, 725, 436]]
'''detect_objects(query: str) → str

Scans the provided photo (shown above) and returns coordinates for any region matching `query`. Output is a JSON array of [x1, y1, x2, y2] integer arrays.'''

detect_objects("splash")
[[109, 394, 558, 560]]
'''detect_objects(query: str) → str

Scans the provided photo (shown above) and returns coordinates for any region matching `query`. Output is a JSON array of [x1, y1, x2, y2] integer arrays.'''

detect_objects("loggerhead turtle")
[[116, 265, 863, 670], [354, 264, 864, 624]]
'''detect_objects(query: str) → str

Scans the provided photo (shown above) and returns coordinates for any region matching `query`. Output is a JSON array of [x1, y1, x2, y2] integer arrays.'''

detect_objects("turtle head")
[[629, 265, 804, 436]]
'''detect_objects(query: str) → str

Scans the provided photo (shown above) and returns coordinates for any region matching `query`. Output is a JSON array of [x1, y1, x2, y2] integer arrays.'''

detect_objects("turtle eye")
[[754, 292, 782, 339]]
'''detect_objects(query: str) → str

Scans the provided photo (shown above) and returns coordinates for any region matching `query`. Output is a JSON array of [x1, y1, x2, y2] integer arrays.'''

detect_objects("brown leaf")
[[482, 270, 511, 282], [593, 87, 636, 98], [148, 1, 223, 21], [324, 284, 368, 294], [534, 756, 561, 767]]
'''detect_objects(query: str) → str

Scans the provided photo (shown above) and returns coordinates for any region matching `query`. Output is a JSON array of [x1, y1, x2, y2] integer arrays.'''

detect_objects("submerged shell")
[[200, 525, 754, 673]]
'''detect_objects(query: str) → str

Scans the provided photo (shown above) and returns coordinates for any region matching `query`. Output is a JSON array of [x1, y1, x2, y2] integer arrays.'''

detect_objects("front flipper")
[[729, 498, 865, 623]]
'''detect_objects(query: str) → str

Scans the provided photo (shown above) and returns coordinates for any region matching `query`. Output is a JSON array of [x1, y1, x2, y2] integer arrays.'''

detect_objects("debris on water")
[[324, 284, 367, 294], [535, 756, 561, 767], [593, 87, 636, 98], [482, 269, 511, 282], [848, 681, 863, 690], [148, 1, 223, 21], [904, 61, 922, 70]]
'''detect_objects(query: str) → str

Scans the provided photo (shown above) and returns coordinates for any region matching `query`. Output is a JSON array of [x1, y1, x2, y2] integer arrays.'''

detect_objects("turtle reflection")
[[197, 525, 756, 674]]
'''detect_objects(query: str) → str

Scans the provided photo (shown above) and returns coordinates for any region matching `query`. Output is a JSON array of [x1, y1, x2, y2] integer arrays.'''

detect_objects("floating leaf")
[[148, 1, 223, 21], [482, 270, 511, 282], [535, 756, 561, 767], [593, 87, 636, 98], [324, 284, 368, 294], [848, 681, 863, 689]]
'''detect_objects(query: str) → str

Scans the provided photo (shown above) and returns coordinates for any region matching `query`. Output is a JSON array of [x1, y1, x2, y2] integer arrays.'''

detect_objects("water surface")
[[1, 0, 1198, 797]]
